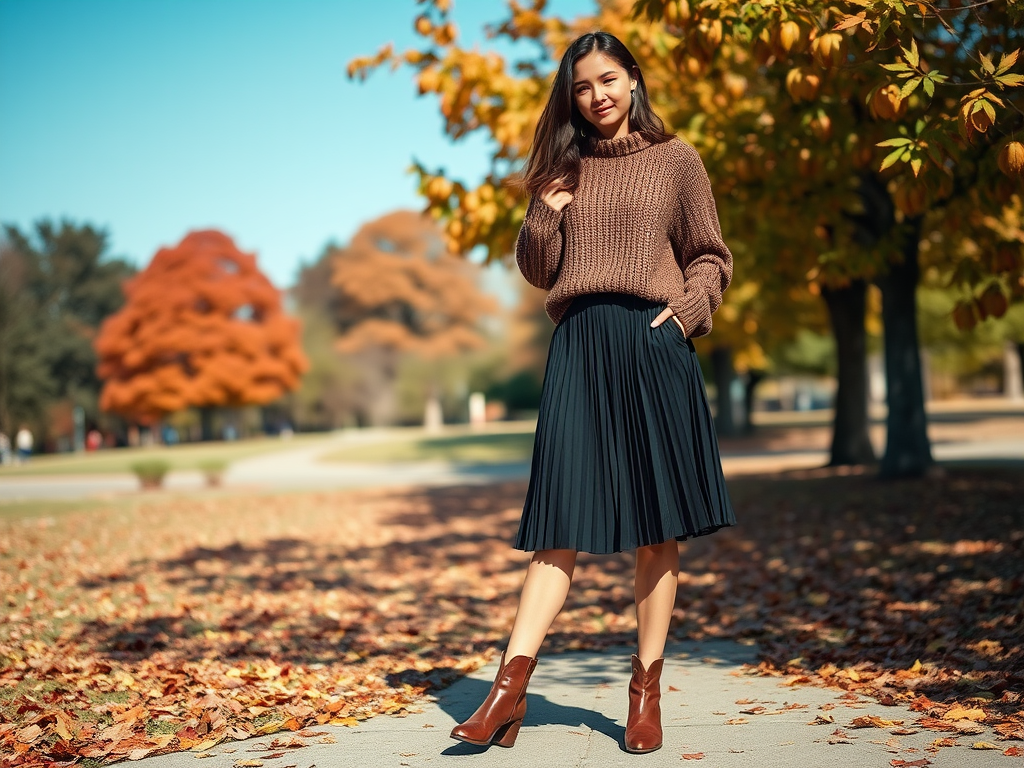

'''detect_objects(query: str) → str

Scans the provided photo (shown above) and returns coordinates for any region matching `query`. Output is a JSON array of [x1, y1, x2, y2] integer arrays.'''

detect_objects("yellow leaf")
[[191, 736, 225, 751], [971, 741, 999, 749], [943, 707, 985, 722]]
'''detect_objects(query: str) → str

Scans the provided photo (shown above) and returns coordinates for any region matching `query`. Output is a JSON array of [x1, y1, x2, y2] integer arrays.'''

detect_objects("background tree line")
[[350, 0, 1024, 477]]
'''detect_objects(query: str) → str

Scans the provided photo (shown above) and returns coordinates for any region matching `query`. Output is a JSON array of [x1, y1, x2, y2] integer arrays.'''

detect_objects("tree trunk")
[[877, 219, 933, 478], [711, 346, 738, 437], [742, 370, 766, 435], [821, 280, 875, 466], [200, 406, 215, 442], [1016, 343, 1024, 398]]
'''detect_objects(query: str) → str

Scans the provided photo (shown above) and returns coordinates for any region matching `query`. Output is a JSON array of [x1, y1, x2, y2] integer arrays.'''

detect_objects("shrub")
[[130, 459, 171, 490], [198, 459, 228, 487]]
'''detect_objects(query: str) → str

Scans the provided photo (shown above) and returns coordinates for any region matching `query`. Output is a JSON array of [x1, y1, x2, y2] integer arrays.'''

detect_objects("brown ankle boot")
[[625, 654, 664, 753], [450, 651, 538, 747]]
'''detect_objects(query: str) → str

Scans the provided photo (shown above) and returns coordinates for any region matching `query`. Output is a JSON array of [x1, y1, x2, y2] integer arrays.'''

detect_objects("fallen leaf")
[[682, 753, 705, 760], [943, 707, 985, 722], [781, 676, 812, 687], [850, 715, 904, 729], [827, 728, 852, 745], [1004, 746, 1024, 757], [808, 714, 835, 725], [971, 742, 999, 750], [890, 760, 931, 767], [725, 718, 748, 725], [16, 724, 42, 744]]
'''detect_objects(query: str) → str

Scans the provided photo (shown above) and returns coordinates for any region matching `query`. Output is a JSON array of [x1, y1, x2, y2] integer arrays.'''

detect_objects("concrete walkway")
[[129, 641, 1007, 768], [2, 427, 1022, 502]]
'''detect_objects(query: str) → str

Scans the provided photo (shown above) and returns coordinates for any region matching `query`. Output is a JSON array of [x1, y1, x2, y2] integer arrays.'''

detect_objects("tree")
[[94, 230, 308, 433], [0, 221, 136, 446], [352, 0, 1024, 476], [327, 210, 499, 426], [290, 246, 364, 430], [620, 0, 1024, 475]]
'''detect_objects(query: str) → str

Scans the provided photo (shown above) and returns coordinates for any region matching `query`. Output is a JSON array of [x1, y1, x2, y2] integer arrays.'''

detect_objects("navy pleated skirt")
[[514, 292, 736, 555]]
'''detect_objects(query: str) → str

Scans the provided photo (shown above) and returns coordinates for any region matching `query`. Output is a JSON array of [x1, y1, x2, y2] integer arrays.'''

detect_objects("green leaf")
[[923, 77, 934, 98], [877, 14, 893, 40], [900, 77, 922, 100], [877, 138, 913, 147], [980, 100, 996, 122], [924, 142, 944, 167], [995, 73, 1024, 86], [910, 156, 923, 177], [903, 37, 920, 68], [880, 147, 906, 171], [882, 62, 912, 72]]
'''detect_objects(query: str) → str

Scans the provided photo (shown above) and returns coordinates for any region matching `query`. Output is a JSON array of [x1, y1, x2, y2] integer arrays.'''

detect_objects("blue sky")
[[0, 0, 594, 290]]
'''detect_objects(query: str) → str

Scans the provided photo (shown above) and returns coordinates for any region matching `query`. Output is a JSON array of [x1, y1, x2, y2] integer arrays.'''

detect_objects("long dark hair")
[[510, 31, 673, 197]]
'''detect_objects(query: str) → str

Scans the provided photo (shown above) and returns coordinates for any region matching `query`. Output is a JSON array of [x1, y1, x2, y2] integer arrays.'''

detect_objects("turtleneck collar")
[[588, 130, 655, 158]]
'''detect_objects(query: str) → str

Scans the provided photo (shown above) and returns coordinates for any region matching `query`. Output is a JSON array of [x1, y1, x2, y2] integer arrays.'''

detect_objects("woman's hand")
[[650, 307, 687, 337], [539, 179, 573, 212]]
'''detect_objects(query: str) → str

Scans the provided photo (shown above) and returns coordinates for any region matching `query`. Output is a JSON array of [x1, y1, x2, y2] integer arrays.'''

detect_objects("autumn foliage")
[[330, 210, 498, 358], [94, 230, 307, 424]]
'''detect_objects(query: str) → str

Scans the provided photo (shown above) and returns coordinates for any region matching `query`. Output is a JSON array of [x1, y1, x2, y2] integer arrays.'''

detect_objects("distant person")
[[449, 32, 735, 755], [86, 429, 103, 451], [0, 432, 10, 465], [15, 427, 33, 463]]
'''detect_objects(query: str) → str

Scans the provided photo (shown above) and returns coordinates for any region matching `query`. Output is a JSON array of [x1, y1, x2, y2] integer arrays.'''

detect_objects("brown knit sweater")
[[515, 131, 733, 338]]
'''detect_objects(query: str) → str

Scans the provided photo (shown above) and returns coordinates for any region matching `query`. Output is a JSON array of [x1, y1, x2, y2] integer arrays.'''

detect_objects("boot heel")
[[493, 717, 522, 747]]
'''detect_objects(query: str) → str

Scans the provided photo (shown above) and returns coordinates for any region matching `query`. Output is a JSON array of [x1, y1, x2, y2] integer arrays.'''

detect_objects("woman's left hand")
[[650, 307, 686, 337]]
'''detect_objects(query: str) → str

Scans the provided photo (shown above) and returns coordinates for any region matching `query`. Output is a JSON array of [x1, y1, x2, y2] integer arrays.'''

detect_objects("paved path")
[[129, 641, 1007, 768], [2, 426, 1022, 502]]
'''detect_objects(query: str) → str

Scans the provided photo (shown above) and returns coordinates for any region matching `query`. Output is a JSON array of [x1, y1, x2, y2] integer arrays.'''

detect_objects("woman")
[[450, 31, 736, 754]]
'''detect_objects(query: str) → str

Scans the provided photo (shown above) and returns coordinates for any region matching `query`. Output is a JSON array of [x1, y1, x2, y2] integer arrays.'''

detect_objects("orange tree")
[[352, 0, 1024, 475], [328, 210, 499, 426], [94, 230, 307, 436]]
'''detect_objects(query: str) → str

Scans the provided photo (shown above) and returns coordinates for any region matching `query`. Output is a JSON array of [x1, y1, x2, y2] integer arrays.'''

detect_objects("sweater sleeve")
[[515, 195, 565, 290], [666, 145, 733, 338]]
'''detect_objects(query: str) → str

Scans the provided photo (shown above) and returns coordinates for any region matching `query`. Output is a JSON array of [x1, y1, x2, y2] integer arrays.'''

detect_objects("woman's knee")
[[636, 539, 677, 560]]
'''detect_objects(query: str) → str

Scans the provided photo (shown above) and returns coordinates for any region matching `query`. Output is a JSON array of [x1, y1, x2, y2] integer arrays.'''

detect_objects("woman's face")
[[572, 51, 637, 140]]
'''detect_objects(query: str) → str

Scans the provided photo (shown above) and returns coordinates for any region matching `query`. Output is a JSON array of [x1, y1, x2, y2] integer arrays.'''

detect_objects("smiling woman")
[[450, 30, 736, 755]]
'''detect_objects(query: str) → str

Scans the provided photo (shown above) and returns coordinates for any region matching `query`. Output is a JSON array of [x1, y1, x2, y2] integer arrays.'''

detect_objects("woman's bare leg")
[[504, 548, 577, 659], [634, 539, 679, 668]]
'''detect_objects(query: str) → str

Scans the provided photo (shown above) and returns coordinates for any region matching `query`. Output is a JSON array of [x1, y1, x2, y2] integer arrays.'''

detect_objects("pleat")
[[514, 292, 736, 555]]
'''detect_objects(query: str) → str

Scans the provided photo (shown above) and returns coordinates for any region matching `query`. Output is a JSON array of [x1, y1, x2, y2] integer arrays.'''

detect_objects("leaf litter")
[[0, 469, 1021, 764]]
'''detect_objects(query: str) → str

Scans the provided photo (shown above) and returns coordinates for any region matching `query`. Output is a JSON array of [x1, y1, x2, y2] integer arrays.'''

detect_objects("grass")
[[0, 497, 117, 521], [320, 430, 536, 464], [0, 432, 333, 477]]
